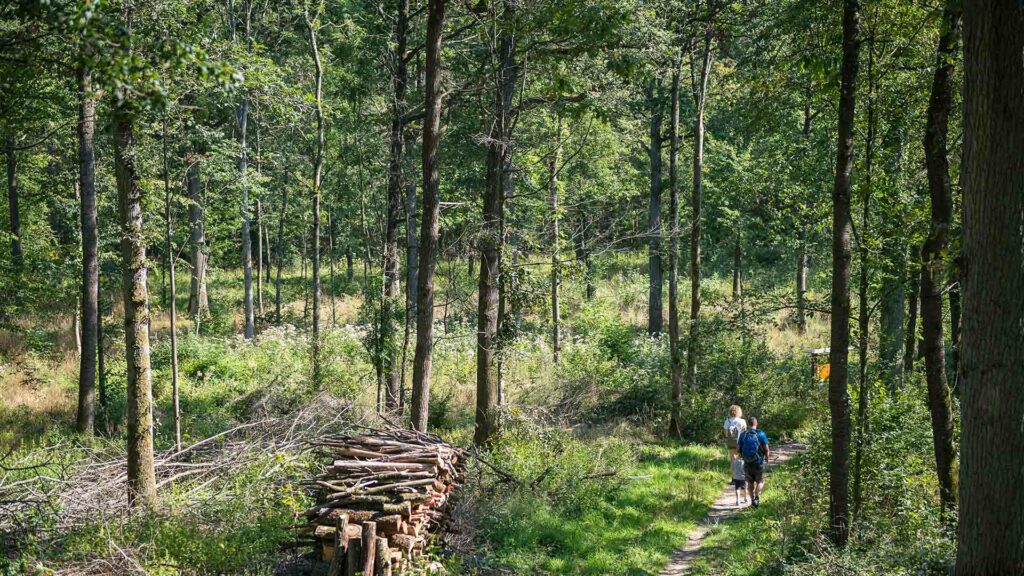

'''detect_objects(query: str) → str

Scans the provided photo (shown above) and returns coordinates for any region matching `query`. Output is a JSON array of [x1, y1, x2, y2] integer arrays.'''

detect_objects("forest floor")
[[659, 443, 807, 576]]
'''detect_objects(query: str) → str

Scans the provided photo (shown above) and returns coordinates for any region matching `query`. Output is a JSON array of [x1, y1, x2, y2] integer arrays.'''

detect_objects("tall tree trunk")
[[306, 10, 325, 387], [920, 2, 962, 513], [411, 0, 446, 432], [97, 290, 107, 424], [5, 134, 21, 270], [646, 83, 663, 336], [852, 44, 875, 532], [549, 116, 562, 365], [406, 182, 419, 317], [796, 230, 808, 334], [667, 65, 684, 439], [76, 66, 98, 436], [346, 249, 354, 283], [274, 175, 288, 325], [827, 0, 860, 548], [234, 3, 255, 340], [474, 4, 516, 446], [383, 0, 410, 413], [955, 0, 1024, 570], [239, 95, 255, 339], [186, 152, 209, 319], [686, 24, 714, 404], [162, 119, 181, 452], [113, 105, 156, 508], [256, 199, 264, 318], [329, 210, 336, 327]]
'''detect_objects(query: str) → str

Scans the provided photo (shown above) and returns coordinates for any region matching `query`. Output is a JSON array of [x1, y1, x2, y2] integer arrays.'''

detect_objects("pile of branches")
[[1, 392, 355, 570], [300, 429, 465, 576]]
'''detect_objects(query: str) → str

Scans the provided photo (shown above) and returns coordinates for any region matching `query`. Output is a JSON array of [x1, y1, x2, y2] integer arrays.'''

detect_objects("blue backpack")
[[739, 430, 765, 466]]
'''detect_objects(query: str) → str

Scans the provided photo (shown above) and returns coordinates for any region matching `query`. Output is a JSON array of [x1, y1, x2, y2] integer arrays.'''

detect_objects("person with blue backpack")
[[738, 417, 771, 508]]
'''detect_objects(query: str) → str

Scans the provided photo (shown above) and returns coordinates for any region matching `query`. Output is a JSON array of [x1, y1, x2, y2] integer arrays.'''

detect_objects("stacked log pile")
[[301, 430, 464, 575]]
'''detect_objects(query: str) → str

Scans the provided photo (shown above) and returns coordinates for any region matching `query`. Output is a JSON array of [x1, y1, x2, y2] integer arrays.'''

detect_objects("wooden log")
[[375, 514, 404, 535], [331, 461, 434, 471], [361, 521, 377, 575], [390, 533, 419, 556], [327, 513, 348, 575], [375, 536, 391, 576]]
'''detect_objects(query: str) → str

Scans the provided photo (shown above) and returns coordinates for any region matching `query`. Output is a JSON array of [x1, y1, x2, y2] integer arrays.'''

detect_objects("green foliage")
[[453, 419, 726, 575]]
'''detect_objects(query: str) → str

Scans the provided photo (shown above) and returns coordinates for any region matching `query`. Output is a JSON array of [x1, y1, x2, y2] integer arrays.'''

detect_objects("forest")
[[0, 0, 1021, 573]]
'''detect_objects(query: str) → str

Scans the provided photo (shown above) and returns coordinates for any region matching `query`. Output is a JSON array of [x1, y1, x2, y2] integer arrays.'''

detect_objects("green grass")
[[688, 452, 811, 576], [475, 442, 728, 575]]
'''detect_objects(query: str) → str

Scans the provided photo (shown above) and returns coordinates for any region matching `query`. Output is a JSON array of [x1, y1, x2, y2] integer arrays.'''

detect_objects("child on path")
[[731, 455, 748, 506]]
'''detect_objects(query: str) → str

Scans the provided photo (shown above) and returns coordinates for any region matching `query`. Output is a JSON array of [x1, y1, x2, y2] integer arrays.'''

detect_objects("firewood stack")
[[301, 430, 464, 575]]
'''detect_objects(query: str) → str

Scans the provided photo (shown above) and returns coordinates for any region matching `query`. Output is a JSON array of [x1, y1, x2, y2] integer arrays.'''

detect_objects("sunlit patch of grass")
[[473, 442, 727, 575]]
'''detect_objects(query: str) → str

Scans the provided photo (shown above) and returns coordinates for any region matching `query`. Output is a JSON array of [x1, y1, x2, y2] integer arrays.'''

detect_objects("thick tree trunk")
[[549, 117, 562, 365], [667, 67, 684, 439], [307, 12, 325, 387], [686, 27, 713, 405], [411, 0, 445, 432], [76, 66, 98, 436], [646, 83, 663, 336], [383, 0, 410, 414], [474, 6, 516, 446], [920, 2, 962, 514], [5, 134, 21, 270], [955, 1, 1024, 570], [827, 0, 860, 548], [186, 153, 209, 319], [113, 107, 156, 508]]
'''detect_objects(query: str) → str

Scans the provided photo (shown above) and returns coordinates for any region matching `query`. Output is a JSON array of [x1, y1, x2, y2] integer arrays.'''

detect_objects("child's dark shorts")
[[732, 478, 746, 490], [744, 462, 764, 483]]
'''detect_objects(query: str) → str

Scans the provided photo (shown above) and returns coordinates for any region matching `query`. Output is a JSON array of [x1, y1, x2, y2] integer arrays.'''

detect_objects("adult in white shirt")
[[723, 404, 748, 460]]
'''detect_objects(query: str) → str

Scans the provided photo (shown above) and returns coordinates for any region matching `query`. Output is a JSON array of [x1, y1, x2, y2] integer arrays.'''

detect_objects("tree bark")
[[549, 116, 562, 365], [162, 119, 181, 452], [383, 0, 410, 414], [955, 1, 1024, 571], [411, 0, 446, 432], [686, 24, 714, 406], [827, 0, 860, 548], [274, 174, 289, 325], [76, 66, 98, 436], [256, 199, 264, 317], [306, 9, 325, 387], [186, 151, 209, 319], [920, 1, 961, 514], [5, 133, 21, 270], [646, 83, 663, 336], [667, 65, 684, 440], [474, 3, 516, 446], [113, 106, 157, 508]]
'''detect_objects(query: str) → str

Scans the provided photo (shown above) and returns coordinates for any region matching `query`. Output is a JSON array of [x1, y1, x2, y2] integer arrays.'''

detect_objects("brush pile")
[[301, 430, 465, 575]]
